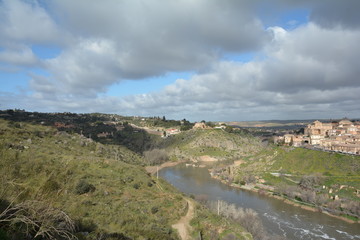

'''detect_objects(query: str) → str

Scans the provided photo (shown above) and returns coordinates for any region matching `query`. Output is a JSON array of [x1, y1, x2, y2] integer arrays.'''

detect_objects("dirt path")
[[172, 199, 195, 240]]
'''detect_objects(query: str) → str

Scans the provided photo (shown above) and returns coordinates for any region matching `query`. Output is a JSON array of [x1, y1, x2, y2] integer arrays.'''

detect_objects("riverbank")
[[145, 160, 184, 175], [209, 172, 359, 224]]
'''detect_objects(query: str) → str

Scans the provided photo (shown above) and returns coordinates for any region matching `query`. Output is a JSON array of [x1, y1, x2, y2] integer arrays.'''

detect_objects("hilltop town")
[[275, 119, 360, 155]]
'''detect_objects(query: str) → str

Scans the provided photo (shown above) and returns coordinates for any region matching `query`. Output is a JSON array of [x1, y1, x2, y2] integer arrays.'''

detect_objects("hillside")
[[213, 146, 360, 220], [0, 118, 253, 240], [0, 119, 186, 239], [159, 128, 265, 162]]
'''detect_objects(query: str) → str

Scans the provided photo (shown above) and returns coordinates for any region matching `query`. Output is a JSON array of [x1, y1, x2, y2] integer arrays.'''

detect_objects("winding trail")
[[145, 162, 196, 239], [172, 199, 195, 240]]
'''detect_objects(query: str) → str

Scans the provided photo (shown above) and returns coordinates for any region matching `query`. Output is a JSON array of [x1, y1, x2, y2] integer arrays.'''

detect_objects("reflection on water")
[[160, 164, 360, 240]]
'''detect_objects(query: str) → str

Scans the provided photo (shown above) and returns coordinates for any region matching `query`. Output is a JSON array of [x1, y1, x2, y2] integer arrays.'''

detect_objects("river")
[[160, 164, 360, 240]]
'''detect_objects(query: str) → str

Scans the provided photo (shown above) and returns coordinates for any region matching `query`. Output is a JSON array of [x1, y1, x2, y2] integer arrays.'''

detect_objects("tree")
[[143, 149, 169, 165], [206, 121, 215, 128], [225, 126, 233, 133], [299, 174, 323, 190], [208, 200, 268, 240]]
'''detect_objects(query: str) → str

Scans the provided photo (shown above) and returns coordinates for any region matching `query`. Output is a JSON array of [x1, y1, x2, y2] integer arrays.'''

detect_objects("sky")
[[0, 0, 360, 121]]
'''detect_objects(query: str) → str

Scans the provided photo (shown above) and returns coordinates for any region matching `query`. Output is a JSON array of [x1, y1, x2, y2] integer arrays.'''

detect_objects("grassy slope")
[[0, 119, 185, 239], [161, 129, 264, 161], [0, 119, 253, 240], [271, 147, 360, 176], [234, 146, 360, 200]]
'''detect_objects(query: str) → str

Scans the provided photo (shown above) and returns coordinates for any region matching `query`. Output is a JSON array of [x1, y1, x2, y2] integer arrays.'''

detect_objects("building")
[[303, 119, 360, 155]]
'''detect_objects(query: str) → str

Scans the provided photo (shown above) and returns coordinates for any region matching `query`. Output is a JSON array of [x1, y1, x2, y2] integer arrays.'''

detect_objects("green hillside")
[[218, 146, 360, 220], [160, 129, 265, 162], [0, 118, 253, 240], [271, 147, 360, 177], [0, 119, 186, 239]]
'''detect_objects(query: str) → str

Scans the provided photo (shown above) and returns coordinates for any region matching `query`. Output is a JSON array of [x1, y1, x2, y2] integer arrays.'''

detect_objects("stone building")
[[303, 119, 360, 155], [304, 120, 334, 145]]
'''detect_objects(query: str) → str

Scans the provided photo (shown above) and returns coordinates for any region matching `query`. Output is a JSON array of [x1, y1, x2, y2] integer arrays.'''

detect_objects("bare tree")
[[299, 189, 316, 203], [243, 175, 256, 184], [315, 194, 329, 205], [208, 200, 269, 240], [299, 174, 323, 190], [327, 200, 341, 211], [143, 148, 169, 165], [276, 184, 298, 199], [342, 200, 360, 216]]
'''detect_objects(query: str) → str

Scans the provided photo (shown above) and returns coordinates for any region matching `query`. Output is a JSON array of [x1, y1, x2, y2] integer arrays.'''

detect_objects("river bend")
[[160, 164, 360, 240]]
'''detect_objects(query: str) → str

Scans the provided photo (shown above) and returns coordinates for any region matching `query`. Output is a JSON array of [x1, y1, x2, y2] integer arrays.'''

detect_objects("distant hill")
[[227, 118, 360, 129], [158, 128, 265, 162]]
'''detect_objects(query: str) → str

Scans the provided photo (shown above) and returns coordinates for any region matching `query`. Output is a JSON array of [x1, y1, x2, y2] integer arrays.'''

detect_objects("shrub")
[[42, 179, 60, 193], [299, 189, 316, 203], [299, 174, 323, 190], [151, 206, 159, 214], [75, 218, 98, 233], [75, 180, 96, 194], [208, 200, 269, 240], [243, 175, 256, 184], [143, 149, 169, 165]]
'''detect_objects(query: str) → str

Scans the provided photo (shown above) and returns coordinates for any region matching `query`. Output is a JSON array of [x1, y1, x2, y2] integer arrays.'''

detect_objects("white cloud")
[[0, 0, 64, 45], [0, 46, 39, 67], [23, 0, 270, 97], [1, 0, 360, 121], [113, 23, 360, 120]]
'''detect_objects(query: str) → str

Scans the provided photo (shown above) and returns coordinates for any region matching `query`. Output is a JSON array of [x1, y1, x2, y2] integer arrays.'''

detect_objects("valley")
[[0, 110, 359, 240]]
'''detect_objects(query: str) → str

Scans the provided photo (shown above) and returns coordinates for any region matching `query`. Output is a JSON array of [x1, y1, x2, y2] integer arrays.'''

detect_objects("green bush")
[[75, 180, 96, 194], [75, 219, 98, 233], [42, 179, 60, 193], [151, 206, 159, 214]]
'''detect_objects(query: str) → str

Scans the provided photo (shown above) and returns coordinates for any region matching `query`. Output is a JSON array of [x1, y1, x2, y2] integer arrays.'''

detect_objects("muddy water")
[[160, 164, 360, 240]]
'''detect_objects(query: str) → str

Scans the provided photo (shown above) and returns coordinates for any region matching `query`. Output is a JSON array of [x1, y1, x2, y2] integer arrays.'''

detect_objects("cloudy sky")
[[1, 0, 359, 121]]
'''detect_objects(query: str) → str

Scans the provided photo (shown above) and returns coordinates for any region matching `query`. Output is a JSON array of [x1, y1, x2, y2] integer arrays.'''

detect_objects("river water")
[[160, 164, 360, 240]]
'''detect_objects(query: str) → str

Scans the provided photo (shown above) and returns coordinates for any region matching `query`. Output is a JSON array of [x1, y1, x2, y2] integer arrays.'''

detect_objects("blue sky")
[[1, 0, 360, 121]]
